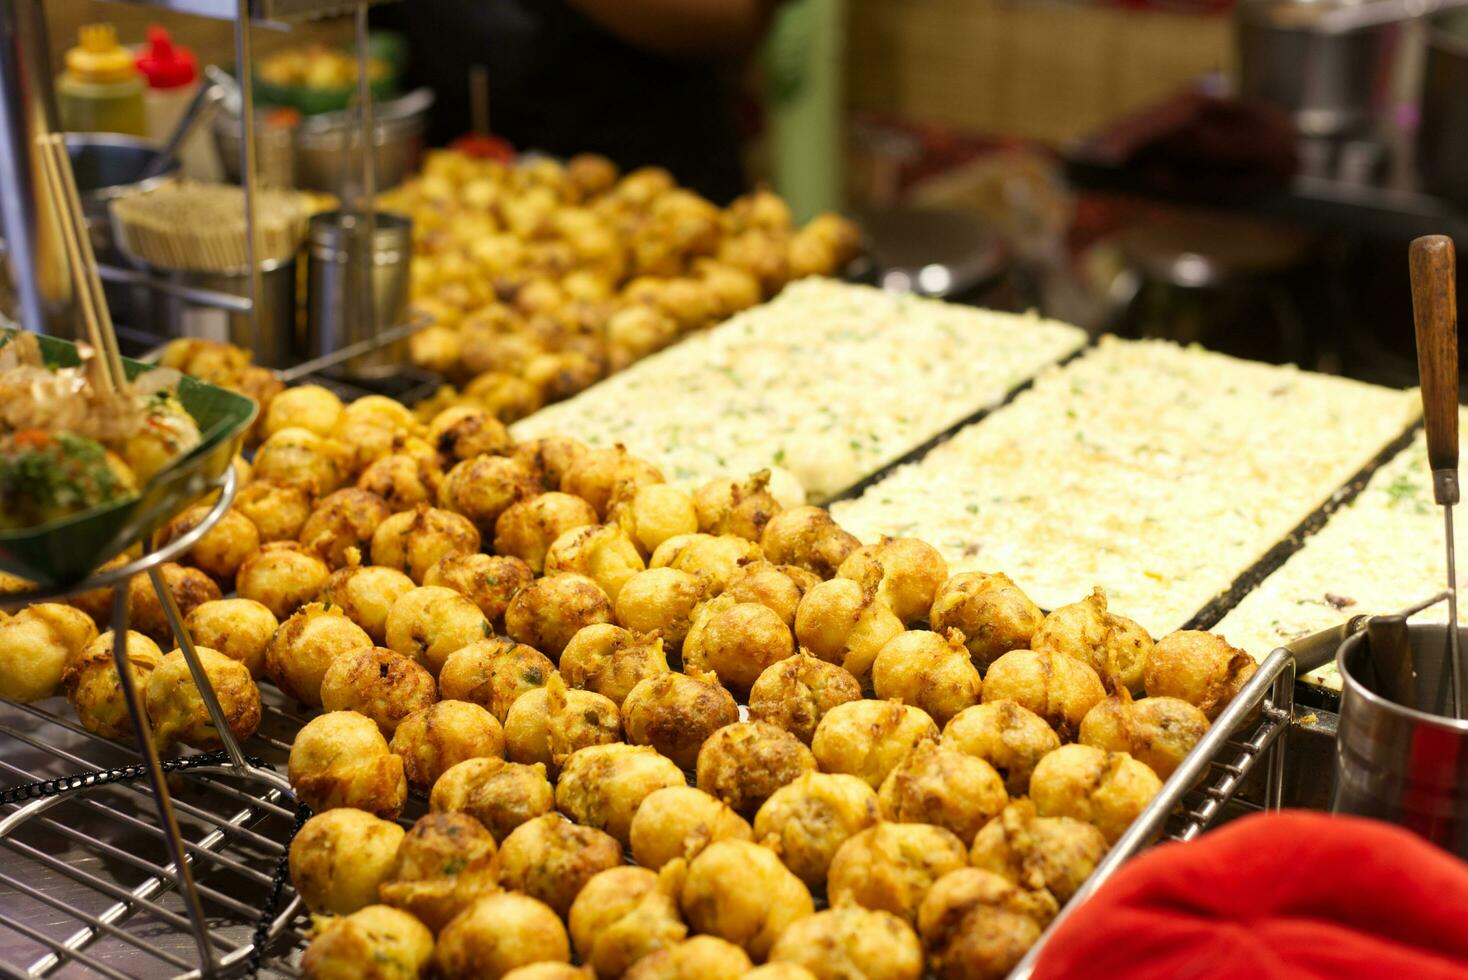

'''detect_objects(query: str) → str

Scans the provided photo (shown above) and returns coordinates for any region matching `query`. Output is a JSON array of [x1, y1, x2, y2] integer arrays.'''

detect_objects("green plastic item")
[[0, 333, 257, 586], [764, 0, 843, 224]]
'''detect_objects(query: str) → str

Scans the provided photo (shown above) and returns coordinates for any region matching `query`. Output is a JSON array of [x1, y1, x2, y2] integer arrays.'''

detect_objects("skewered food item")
[[917, 868, 1058, 980], [928, 572, 1044, 669], [1143, 630, 1258, 720], [424, 553, 534, 628], [794, 578, 903, 685], [183, 598, 276, 677], [0, 603, 98, 702], [155, 504, 260, 588], [62, 629, 162, 739], [827, 822, 968, 924], [236, 542, 330, 620], [836, 538, 947, 626], [767, 904, 924, 980], [871, 629, 982, 727], [560, 624, 669, 707], [503, 674, 621, 772], [969, 799, 1107, 904], [319, 645, 438, 735], [752, 772, 878, 886], [253, 427, 349, 497], [126, 562, 221, 645], [545, 523, 646, 602], [980, 649, 1105, 740], [1031, 588, 1153, 694], [440, 454, 538, 538], [385, 586, 490, 676], [811, 700, 939, 789], [439, 637, 556, 721], [560, 445, 665, 519], [941, 700, 1061, 797], [747, 653, 861, 745], [435, 892, 571, 980], [1028, 743, 1162, 844], [235, 480, 313, 542], [146, 647, 261, 750], [877, 742, 1008, 845], [300, 905, 433, 980], [498, 813, 623, 917], [683, 601, 794, 695], [679, 839, 814, 960], [623, 935, 751, 980], [613, 568, 706, 651], [440, 759, 555, 842], [300, 489, 392, 569], [494, 492, 599, 573], [289, 807, 405, 915], [629, 785, 752, 870], [504, 573, 612, 659], [569, 865, 687, 979], [265, 384, 343, 440], [611, 483, 699, 557], [694, 471, 783, 543], [555, 742, 684, 845], [319, 564, 416, 645], [264, 602, 372, 707], [371, 506, 481, 584], [622, 670, 739, 769], [379, 812, 502, 932], [1079, 693, 1209, 779], [696, 721, 817, 817], [652, 534, 762, 595], [391, 699, 504, 787], [289, 710, 408, 818]]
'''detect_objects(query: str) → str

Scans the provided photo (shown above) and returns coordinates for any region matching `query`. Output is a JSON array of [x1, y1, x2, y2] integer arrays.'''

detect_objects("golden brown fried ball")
[[319, 564, 416, 645], [503, 673, 621, 771], [745, 965, 817, 980], [425, 554, 534, 628], [439, 638, 556, 721], [358, 452, 443, 513], [182, 598, 277, 677], [1031, 588, 1154, 694], [696, 721, 816, 818], [499, 813, 623, 917], [569, 865, 687, 980], [430, 405, 514, 462], [146, 647, 261, 750], [928, 572, 1043, 669], [624, 936, 751, 980], [680, 839, 814, 960], [386, 586, 491, 676], [439, 455, 537, 537], [289, 710, 407, 818], [502, 966, 592, 980], [872, 629, 982, 728], [827, 822, 968, 924], [126, 563, 222, 646], [837, 538, 947, 626], [265, 384, 343, 439], [941, 700, 1061, 797], [511, 436, 588, 493], [253, 427, 349, 497], [768, 904, 924, 980], [62, 630, 162, 740], [721, 561, 813, 627], [811, 700, 939, 789], [683, 599, 794, 694], [155, 504, 260, 588], [793, 578, 903, 685], [443, 759, 556, 842], [747, 653, 862, 745], [391, 699, 505, 787], [237, 543, 330, 621], [917, 868, 1056, 980], [63, 556, 126, 629], [606, 305, 679, 371], [504, 573, 612, 659], [651, 534, 763, 596], [877, 741, 1007, 845], [494, 493, 600, 574], [614, 568, 706, 651], [561, 444, 665, 519], [555, 742, 685, 844], [751, 772, 878, 886], [611, 483, 699, 557], [265, 602, 373, 707], [759, 507, 859, 580], [300, 489, 392, 569], [1144, 630, 1258, 721], [0, 603, 98, 702], [622, 671, 740, 770], [567, 152, 619, 196], [560, 624, 669, 706], [289, 808, 405, 915], [301, 904, 434, 980], [371, 506, 482, 584], [380, 812, 502, 932], [545, 523, 647, 602], [320, 645, 438, 735], [435, 892, 571, 980], [410, 324, 464, 375], [1029, 743, 1161, 844], [1079, 694, 1209, 779], [694, 471, 783, 543], [969, 799, 1108, 905], [235, 479, 313, 543], [981, 649, 1106, 740], [630, 785, 753, 870]]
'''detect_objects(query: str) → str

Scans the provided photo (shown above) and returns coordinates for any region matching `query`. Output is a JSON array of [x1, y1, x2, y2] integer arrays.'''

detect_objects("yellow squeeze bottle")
[[57, 24, 146, 136]]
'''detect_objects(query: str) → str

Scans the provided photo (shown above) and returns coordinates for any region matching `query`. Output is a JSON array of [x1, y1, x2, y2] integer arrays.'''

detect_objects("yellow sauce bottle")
[[56, 24, 146, 136]]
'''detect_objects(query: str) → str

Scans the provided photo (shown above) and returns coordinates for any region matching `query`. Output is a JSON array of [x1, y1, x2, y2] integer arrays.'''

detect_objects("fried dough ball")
[[430, 405, 513, 462], [768, 905, 924, 980], [504, 673, 621, 771], [827, 822, 968, 924], [300, 489, 392, 569], [569, 865, 687, 979], [290, 808, 405, 915], [1029, 743, 1161, 843], [606, 305, 677, 371], [684, 600, 794, 694], [499, 813, 623, 917], [928, 572, 1043, 669], [495, 493, 600, 573], [380, 812, 502, 932], [237, 543, 330, 621], [386, 586, 491, 676], [319, 564, 416, 645], [917, 869, 1056, 980], [435, 892, 570, 980], [425, 554, 534, 627], [981, 649, 1106, 740], [694, 471, 783, 543], [877, 741, 1008, 845], [811, 700, 939, 789], [236, 479, 313, 542], [611, 483, 699, 557], [1144, 630, 1258, 720], [652, 534, 763, 595], [62, 630, 162, 740], [0, 603, 98, 702], [464, 371, 543, 423], [444, 759, 556, 842], [680, 839, 814, 960], [301, 904, 434, 980], [1031, 588, 1154, 694], [624, 936, 751, 980], [837, 538, 947, 626], [253, 427, 349, 496], [63, 556, 126, 628], [511, 436, 588, 493], [721, 561, 813, 627], [752, 772, 878, 886], [561, 445, 665, 519], [622, 671, 740, 769], [545, 523, 647, 602], [759, 507, 859, 579], [155, 505, 260, 587], [793, 578, 903, 685], [969, 799, 1108, 905], [265, 384, 343, 439], [873, 629, 981, 725], [502, 966, 592, 980], [560, 624, 669, 706], [941, 700, 1061, 797], [556, 742, 685, 844], [504, 574, 612, 659], [697, 721, 816, 817], [745, 965, 817, 980], [439, 455, 537, 537], [145, 647, 261, 750], [358, 452, 443, 512], [182, 598, 276, 677], [630, 785, 753, 869], [290, 710, 407, 818], [321, 645, 438, 735], [126, 563, 221, 645], [440, 638, 556, 721], [614, 568, 706, 651], [1079, 693, 1209, 779], [747, 653, 861, 745], [391, 699, 505, 787], [265, 602, 373, 706], [371, 506, 481, 584]]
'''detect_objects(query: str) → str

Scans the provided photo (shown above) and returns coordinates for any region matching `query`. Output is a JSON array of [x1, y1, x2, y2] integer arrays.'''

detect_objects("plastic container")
[[136, 26, 220, 181], [57, 24, 146, 137]]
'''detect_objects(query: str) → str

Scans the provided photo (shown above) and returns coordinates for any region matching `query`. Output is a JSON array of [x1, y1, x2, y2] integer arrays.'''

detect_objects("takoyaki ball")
[[524, 350, 603, 403], [916, 869, 1057, 980], [747, 653, 862, 746], [928, 572, 1043, 669], [435, 892, 571, 980], [969, 799, 1107, 905], [722, 562, 812, 627], [877, 741, 1008, 845], [759, 507, 859, 580], [503, 674, 621, 772], [569, 865, 687, 980], [301, 904, 434, 980], [183, 598, 277, 677], [827, 822, 968, 924], [265, 384, 344, 439], [768, 905, 924, 980], [343, 394, 418, 432], [606, 305, 678, 371], [62, 630, 162, 739], [410, 323, 463, 375], [463, 371, 544, 423], [237, 543, 331, 621], [502, 966, 593, 980], [391, 700, 505, 787], [1031, 588, 1154, 694], [358, 452, 443, 513], [872, 630, 982, 727], [439, 455, 537, 538], [981, 649, 1106, 740], [1144, 630, 1258, 721], [300, 489, 392, 569], [811, 700, 939, 789], [630, 785, 753, 870], [694, 471, 783, 543], [0, 604, 98, 702], [236, 479, 313, 543], [331, 416, 413, 475], [1079, 694, 1209, 780], [697, 722, 817, 817], [494, 493, 599, 574], [561, 444, 665, 519], [752, 772, 879, 886], [545, 524, 647, 603], [504, 574, 613, 660], [681, 598, 788, 693], [511, 436, 588, 493], [320, 646, 438, 735], [424, 554, 534, 628], [387, 586, 491, 677], [430, 405, 514, 463], [127, 563, 222, 646], [567, 152, 618, 196], [265, 602, 373, 707], [614, 568, 706, 652], [556, 742, 686, 847], [793, 578, 903, 685], [622, 671, 740, 770], [499, 813, 623, 917], [1029, 743, 1162, 844], [745, 965, 817, 980], [440, 638, 556, 721], [371, 506, 482, 585], [146, 647, 261, 750], [289, 710, 408, 819], [319, 564, 416, 645], [611, 483, 699, 557], [155, 504, 260, 588], [380, 812, 502, 932], [289, 807, 405, 915], [941, 700, 1061, 797], [679, 839, 814, 961], [65, 555, 128, 628], [837, 538, 947, 626], [624, 936, 751, 980], [253, 427, 350, 497], [653, 534, 763, 596], [560, 624, 669, 706], [458, 760, 556, 842]]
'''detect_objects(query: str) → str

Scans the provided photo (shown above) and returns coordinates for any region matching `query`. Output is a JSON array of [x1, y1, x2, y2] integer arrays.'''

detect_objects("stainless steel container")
[[145, 259, 298, 368], [306, 210, 410, 377], [1419, 10, 1468, 203], [1334, 623, 1468, 857]]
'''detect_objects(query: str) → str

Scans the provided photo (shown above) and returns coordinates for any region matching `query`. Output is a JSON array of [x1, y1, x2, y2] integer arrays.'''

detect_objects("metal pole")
[[234, 0, 263, 354], [0, 0, 51, 333], [354, 2, 378, 355]]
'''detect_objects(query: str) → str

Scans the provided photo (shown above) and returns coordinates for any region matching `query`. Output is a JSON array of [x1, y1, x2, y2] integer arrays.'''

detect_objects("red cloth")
[[1031, 810, 1468, 980]]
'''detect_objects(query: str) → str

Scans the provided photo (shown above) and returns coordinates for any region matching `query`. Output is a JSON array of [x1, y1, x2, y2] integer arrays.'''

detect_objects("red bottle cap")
[[135, 26, 197, 90]]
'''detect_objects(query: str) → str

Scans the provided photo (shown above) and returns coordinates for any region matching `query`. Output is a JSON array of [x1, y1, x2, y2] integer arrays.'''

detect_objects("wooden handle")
[[1410, 235, 1460, 498]]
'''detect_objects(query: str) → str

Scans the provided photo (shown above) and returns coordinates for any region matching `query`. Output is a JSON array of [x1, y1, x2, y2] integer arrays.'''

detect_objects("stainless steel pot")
[[1420, 10, 1468, 202], [305, 210, 410, 377], [142, 259, 299, 369]]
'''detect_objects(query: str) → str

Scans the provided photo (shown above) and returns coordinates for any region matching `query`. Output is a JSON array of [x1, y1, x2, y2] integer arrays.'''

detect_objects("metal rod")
[[96, 264, 255, 313], [234, 0, 263, 356], [276, 317, 422, 381], [354, 1, 379, 355], [1447, 504, 1464, 718]]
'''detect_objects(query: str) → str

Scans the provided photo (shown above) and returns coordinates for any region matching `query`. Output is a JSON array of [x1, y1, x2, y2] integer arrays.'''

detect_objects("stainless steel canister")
[[145, 258, 298, 369], [1334, 623, 1468, 857], [306, 210, 411, 377]]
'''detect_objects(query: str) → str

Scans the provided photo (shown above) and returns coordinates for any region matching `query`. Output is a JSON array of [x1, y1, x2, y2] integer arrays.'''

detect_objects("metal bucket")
[[144, 259, 298, 369], [305, 210, 410, 378], [1334, 623, 1468, 857]]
